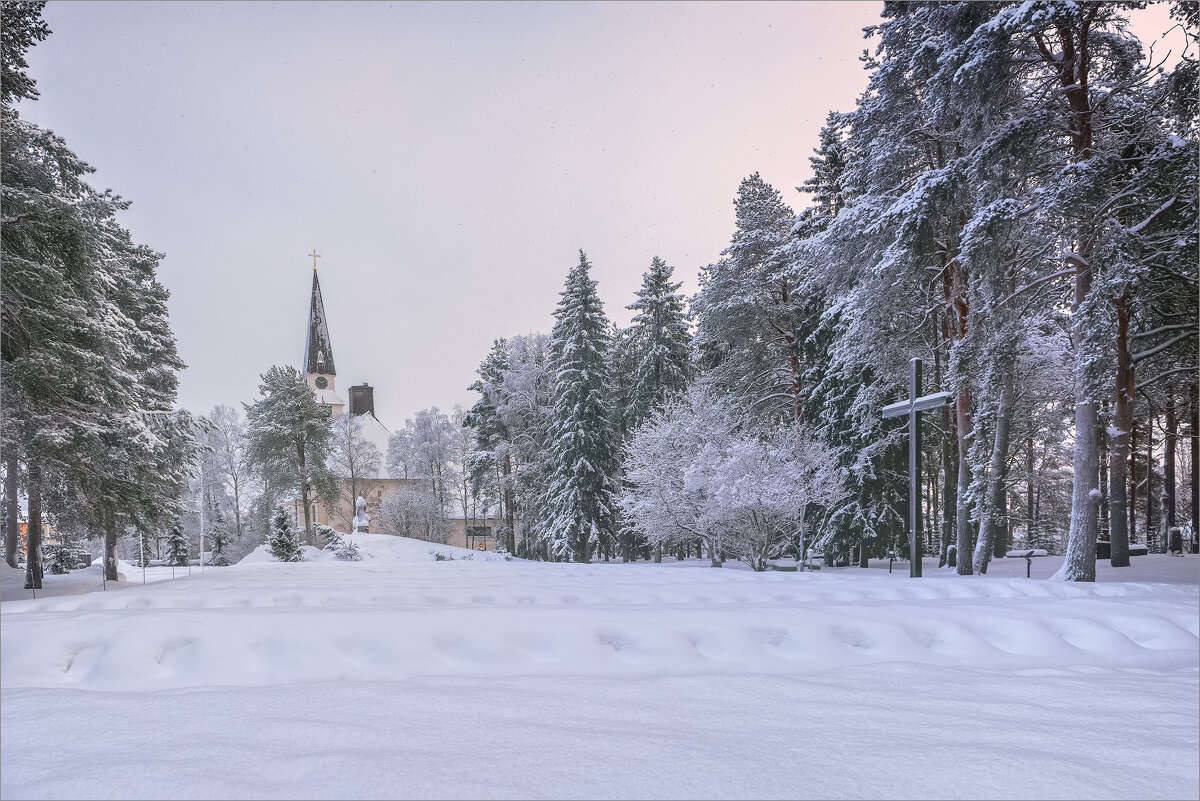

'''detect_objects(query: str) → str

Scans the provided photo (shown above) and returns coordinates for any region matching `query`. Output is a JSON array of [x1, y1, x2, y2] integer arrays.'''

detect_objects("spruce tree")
[[545, 251, 620, 563], [268, 506, 303, 562], [465, 338, 516, 554], [626, 256, 692, 432], [208, 504, 231, 566], [165, 521, 189, 567]]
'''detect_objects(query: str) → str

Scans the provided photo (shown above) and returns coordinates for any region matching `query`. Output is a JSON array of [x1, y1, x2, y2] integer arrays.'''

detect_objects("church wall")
[[326, 477, 416, 533]]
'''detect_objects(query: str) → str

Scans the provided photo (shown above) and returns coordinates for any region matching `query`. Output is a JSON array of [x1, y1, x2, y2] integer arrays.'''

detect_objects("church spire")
[[304, 267, 336, 376]]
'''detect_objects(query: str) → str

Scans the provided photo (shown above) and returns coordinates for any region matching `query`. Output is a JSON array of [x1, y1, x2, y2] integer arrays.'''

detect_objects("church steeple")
[[302, 259, 344, 417], [304, 267, 336, 376]]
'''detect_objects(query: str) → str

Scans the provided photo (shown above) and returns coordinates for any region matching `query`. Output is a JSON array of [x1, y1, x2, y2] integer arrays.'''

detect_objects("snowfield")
[[2, 538, 1197, 800]]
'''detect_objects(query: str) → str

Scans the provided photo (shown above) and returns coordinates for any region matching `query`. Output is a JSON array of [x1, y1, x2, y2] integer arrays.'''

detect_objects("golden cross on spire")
[[308, 249, 321, 270]]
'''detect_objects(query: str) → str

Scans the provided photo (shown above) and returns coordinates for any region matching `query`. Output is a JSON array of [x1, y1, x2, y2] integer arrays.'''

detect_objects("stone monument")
[[352, 496, 370, 535]]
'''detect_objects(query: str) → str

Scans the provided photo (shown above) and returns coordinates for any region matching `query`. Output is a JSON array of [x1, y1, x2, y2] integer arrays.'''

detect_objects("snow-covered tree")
[[545, 251, 620, 562], [625, 256, 692, 432], [267, 506, 303, 562], [207, 503, 231, 566], [328, 413, 381, 531], [621, 382, 844, 571], [693, 173, 802, 424], [1, 1, 196, 586], [205, 404, 252, 542], [318, 523, 363, 561], [377, 487, 449, 542], [465, 339, 514, 553], [245, 366, 336, 545], [165, 521, 189, 567]]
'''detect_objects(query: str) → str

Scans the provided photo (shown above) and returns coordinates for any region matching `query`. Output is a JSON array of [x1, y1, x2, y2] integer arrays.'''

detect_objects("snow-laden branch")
[[1131, 331, 1197, 364], [1000, 268, 1075, 307], [1131, 323, 1193, 341], [1137, 365, 1199, 389], [1129, 196, 1177, 235]]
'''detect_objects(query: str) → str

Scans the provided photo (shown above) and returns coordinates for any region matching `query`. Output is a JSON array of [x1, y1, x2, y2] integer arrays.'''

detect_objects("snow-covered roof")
[[354, 411, 393, 479], [315, 387, 345, 407]]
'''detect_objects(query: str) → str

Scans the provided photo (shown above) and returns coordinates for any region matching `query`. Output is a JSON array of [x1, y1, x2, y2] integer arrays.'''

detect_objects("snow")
[[2, 546, 1196, 799]]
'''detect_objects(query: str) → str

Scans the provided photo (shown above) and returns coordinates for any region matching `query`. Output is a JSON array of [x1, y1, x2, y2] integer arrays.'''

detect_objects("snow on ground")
[[2, 541, 1197, 799]]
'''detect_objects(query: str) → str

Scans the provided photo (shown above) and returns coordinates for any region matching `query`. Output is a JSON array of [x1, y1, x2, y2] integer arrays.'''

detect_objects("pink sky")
[[19, 1, 1186, 427]]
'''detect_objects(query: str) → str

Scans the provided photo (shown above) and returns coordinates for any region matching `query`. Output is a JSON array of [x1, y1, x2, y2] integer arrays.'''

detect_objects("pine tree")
[[693, 174, 801, 424], [625, 257, 692, 432], [328, 413, 381, 531], [267, 506, 303, 562], [245, 365, 337, 545], [208, 504, 231, 566], [165, 521, 189, 567], [2, 2, 196, 585], [465, 339, 516, 554], [545, 251, 620, 563]]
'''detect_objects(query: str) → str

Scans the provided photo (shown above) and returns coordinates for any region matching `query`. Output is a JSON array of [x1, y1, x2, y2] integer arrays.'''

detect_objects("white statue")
[[352, 496, 370, 535]]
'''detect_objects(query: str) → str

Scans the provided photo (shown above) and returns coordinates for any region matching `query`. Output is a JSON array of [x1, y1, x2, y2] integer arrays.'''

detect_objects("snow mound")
[[2, 559, 1195, 693], [235, 533, 511, 565]]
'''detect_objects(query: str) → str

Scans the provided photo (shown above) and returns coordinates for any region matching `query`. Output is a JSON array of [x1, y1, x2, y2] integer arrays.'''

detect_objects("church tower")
[[304, 263, 344, 417]]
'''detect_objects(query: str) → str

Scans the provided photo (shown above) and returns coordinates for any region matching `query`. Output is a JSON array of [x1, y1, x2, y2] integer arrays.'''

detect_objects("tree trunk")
[[934, 321, 956, 569], [1054, 15, 1100, 581], [1098, 420, 1109, 540], [974, 346, 1016, 574], [1165, 388, 1177, 536], [23, 461, 43, 590], [104, 507, 119, 582], [1146, 413, 1154, 549], [950, 256, 973, 576], [1027, 437, 1035, 548], [1128, 417, 1137, 544], [4, 450, 18, 569], [1108, 292, 1133, 566], [503, 451, 516, 554], [1060, 256, 1099, 581], [1191, 384, 1198, 532]]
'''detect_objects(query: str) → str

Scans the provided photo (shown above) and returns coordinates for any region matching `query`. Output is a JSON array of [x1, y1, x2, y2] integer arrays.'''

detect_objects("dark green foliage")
[[267, 506, 303, 563]]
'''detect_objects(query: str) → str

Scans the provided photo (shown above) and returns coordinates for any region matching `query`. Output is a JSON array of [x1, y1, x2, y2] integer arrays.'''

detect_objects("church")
[[291, 258, 499, 551]]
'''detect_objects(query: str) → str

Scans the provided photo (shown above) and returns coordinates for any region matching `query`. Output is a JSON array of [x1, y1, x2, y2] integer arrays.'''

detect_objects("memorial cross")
[[881, 358, 952, 578]]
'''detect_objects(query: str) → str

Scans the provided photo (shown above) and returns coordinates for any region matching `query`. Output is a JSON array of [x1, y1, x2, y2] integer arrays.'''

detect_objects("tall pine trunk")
[[951, 259, 973, 576], [1026, 437, 1036, 547], [22, 461, 43, 589], [1165, 388, 1177, 540], [1191, 386, 1198, 533], [1129, 418, 1137, 544], [4, 450, 18, 569], [1146, 412, 1154, 548], [1061, 255, 1099, 580], [503, 451, 516, 554], [1055, 16, 1100, 582], [103, 506, 119, 582], [974, 348, 1016, 574], [1108, 292, 1133, 566], [935, 314, 956, 568]]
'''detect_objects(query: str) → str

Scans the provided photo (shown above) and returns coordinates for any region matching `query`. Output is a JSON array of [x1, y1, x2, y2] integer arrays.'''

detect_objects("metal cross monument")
[[881, 358, 951, 578]]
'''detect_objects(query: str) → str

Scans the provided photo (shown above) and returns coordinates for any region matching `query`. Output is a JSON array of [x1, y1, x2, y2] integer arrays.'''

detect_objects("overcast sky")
[[18, 1, 1184, 429]]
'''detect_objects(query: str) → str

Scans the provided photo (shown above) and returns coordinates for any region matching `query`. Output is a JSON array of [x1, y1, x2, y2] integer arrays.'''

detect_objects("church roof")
[[304, 269, 336, 375], [353, 410, 393, 479], [315, 386, 346, 408]]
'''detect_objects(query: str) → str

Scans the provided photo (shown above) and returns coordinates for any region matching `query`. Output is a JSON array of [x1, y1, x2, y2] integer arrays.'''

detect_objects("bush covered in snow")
[[318, 523, 363, 561], [621, 383, 845, 570]]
